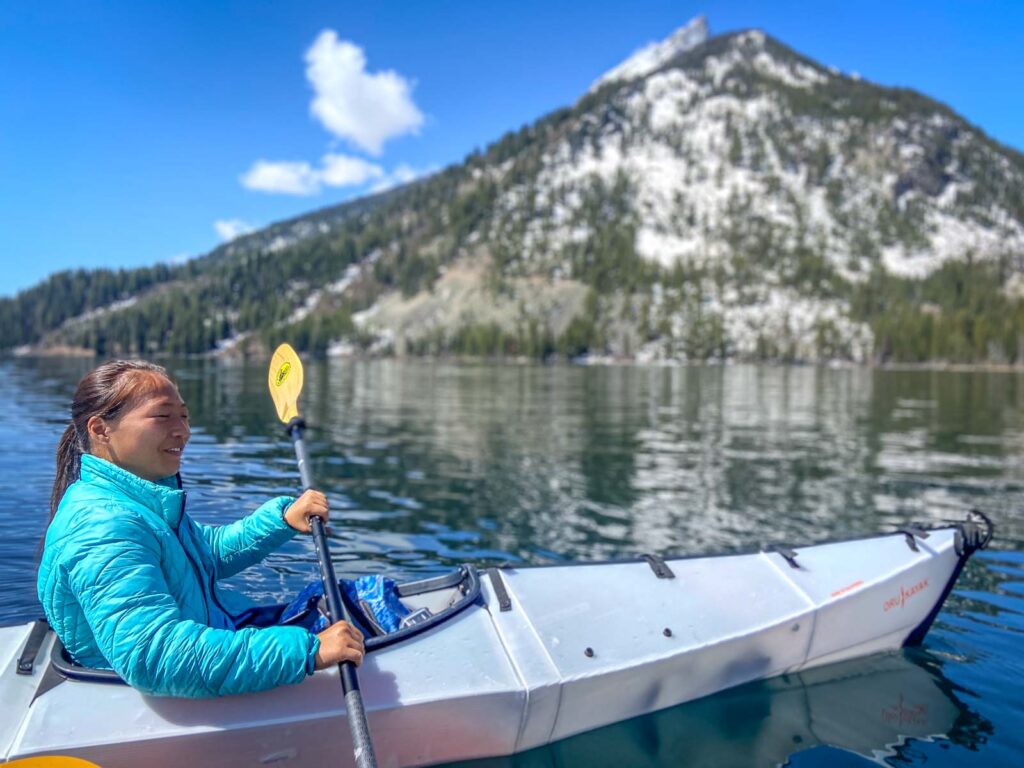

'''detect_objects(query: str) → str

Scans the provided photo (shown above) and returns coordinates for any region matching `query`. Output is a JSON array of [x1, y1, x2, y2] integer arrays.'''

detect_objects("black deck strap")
[[772, 547, 801, 570], [487, 569, 512, 612], [642, 554, 676, 579], [17, 619, 50, 675], [896, 525, 931, 552]]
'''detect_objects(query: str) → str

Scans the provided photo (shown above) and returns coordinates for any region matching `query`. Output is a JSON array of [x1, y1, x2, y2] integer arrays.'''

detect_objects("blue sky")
[[1, 0, 1021, 296]]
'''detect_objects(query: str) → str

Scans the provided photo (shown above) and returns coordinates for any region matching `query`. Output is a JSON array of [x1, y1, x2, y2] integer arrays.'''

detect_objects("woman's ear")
[[86, 415, 110, 445]]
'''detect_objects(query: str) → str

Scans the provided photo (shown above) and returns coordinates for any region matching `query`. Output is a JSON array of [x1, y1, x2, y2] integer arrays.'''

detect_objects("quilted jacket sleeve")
[[197, 495, 298, 579], [66, 509, 320, 698]]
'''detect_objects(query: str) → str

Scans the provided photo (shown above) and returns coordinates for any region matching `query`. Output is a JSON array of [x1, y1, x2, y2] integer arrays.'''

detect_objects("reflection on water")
[[449, 651, 991, 768], [1, 359, 1022, 766]]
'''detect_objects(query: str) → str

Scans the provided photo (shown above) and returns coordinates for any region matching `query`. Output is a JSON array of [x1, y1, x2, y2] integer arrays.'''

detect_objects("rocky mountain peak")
[[591, 15, 709, 92]]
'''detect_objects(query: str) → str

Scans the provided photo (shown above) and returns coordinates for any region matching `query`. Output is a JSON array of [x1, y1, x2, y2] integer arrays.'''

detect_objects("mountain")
[[590, 15, 709, 91], [4, 18, 1024, 364]]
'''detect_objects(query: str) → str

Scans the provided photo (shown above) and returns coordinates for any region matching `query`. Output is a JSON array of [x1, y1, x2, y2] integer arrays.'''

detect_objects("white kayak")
[[0, 515, 991, 767]]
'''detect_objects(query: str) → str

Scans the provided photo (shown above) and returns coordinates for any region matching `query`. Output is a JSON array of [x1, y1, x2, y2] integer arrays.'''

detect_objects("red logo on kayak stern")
[[882, 578, 929, 612]]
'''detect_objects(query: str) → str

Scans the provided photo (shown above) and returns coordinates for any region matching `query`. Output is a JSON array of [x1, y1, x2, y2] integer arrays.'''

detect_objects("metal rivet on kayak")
[[791, 623, 800, 632], [663, 628, 672, 637], [584, 647, 594, 657]]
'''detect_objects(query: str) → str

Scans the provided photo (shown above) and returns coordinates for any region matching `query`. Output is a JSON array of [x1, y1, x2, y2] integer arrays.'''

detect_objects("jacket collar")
[[79, 454, 185, 528]]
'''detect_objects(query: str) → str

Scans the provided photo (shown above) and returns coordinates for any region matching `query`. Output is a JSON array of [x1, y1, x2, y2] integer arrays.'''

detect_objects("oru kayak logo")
[[274, 362, 291, 387], [883, 578, 929, 612]]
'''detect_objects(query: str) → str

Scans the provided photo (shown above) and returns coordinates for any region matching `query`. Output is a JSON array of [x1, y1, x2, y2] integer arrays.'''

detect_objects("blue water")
[[1, 358, 1021, 766]]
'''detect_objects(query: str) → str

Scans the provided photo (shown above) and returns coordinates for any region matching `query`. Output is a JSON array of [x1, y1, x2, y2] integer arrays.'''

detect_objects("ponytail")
[[47, 359, 172, 526], [50, 423, 85, 521]]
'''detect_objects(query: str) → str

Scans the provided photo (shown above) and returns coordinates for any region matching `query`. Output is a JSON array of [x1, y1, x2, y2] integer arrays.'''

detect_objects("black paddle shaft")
[[287, 417, 378, 768]]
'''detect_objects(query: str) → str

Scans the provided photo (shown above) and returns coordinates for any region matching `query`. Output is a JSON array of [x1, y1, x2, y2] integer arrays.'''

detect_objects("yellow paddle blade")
[[268, 343, 305, 423], [6, 758, 102, 767]]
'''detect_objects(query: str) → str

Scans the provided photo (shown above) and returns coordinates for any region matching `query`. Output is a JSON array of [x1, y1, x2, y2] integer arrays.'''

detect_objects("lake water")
[[1, 358, 1021, 766]]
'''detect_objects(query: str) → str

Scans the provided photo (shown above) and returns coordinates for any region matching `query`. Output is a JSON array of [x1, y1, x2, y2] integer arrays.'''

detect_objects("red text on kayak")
[[882, 578, 929, 612]]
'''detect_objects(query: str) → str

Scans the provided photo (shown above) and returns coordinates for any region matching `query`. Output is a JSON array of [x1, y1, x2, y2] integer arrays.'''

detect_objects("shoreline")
[[9, 345, 1024, 373]]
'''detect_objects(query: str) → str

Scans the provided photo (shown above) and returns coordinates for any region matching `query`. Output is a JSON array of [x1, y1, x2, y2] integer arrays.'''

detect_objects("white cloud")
[[241, 160, 321, 195], [214, 219, 256, 241], [320, 153, 385, 187], [241, 153, 398, 196], [369, 163, 433, 193], [305, 30, 424, 155]]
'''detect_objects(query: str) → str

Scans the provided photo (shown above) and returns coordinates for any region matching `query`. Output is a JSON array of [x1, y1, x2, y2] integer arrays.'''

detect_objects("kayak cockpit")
[[39, 564, 482, 687]]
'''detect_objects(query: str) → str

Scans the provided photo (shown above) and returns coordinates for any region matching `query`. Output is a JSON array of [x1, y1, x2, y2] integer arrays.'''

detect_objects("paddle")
[[268, 343, 379, 768]]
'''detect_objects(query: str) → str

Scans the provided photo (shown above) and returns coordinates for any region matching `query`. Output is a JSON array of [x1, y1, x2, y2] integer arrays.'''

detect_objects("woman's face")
[[89, 377, 191, 482]]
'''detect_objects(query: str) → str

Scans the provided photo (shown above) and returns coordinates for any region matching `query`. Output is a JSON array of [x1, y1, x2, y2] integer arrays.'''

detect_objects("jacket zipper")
[[176, 490, 232, 626]]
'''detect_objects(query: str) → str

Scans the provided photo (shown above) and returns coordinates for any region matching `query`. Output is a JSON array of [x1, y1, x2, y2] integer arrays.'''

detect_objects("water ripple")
[[2, 360, 1023, 765]]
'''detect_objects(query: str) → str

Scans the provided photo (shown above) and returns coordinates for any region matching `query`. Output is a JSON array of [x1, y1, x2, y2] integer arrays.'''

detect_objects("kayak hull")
[[450, 652, 974, 767], [0, 521, 987, 767]]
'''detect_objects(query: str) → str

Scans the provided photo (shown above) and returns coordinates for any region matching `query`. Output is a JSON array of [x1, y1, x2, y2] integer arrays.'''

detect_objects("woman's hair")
[[50, 360, 173, 520]]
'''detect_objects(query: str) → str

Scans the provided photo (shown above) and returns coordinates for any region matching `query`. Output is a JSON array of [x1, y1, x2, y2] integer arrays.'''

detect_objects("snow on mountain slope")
[[591, 15, 709, 91], [463, 25, 1024, 360]]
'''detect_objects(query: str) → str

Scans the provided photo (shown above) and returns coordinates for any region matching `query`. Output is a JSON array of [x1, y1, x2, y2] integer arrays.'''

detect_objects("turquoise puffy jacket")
[[37, 454, 320, 698]]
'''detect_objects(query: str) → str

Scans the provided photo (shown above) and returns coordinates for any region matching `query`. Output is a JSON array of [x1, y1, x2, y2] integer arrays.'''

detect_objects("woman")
[[37, 360, 365, 698]]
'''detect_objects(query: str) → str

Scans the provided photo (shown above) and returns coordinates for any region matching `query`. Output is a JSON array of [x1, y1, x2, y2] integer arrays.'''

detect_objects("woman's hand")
[[284, 489, 329, 533], [314, 620, 365, 670]]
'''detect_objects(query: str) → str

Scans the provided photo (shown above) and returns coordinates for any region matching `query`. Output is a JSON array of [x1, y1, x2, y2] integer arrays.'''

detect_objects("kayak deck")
[[1, 517, 991, 767]]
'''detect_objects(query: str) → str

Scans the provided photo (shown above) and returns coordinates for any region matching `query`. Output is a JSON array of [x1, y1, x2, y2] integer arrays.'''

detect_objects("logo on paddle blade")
[[274, 362, 291, 387]]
